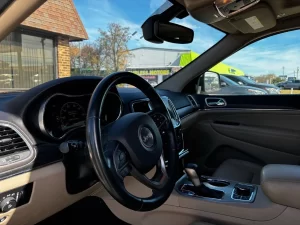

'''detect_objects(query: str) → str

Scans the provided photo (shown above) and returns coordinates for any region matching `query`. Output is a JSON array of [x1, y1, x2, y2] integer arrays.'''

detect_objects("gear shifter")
[[182, 163, 224, 199], [184, 163, 201, 187]]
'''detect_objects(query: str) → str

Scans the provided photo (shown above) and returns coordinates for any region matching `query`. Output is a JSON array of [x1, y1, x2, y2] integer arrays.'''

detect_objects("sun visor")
[[229, 3, 276, 33]]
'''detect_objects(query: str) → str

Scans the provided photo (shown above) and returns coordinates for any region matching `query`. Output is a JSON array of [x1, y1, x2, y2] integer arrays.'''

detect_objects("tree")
[[93, 39, 107, 75], [272, 77, 284, 84], [98, 23, 131, 73], [81, 43, 97, 69], [69, 23, 131, 76], [70, 43, 80, 69], [255, 74, 277, 84]]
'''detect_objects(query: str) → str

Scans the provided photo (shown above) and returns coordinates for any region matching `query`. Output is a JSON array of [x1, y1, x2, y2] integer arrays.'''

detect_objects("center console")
[[177, 164, 257, 204], [177, 176, 257, 203]]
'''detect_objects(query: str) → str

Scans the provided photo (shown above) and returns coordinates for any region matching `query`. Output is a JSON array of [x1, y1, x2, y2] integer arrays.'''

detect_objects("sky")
[[73, 0, 300, 77]]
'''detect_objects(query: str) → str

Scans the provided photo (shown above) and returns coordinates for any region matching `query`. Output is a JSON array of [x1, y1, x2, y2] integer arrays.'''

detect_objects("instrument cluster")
[[39, 93, 122, 139]]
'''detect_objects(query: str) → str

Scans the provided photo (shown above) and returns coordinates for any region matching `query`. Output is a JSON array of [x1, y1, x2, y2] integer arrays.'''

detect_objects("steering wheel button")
[[119, 152, 125, 161], [119, 152, 126, 165], [120, 167, 130, 177]]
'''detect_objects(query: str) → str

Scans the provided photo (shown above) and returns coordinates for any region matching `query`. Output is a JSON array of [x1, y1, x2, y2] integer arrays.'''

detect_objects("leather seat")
[[212, 159, 263, 184]]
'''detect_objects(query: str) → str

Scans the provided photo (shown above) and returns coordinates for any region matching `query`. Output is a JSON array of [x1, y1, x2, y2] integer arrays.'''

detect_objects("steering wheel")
[[86, 72, 178, 211]]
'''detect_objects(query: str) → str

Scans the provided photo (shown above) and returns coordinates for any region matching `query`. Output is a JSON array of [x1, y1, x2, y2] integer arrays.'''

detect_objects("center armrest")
[[261, 164, 300, 209]]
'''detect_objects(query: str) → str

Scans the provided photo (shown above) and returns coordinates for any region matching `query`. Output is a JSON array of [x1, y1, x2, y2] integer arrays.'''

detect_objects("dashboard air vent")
[[187, 95, 198, 107], [0, 125, 29, 156], [132, 99, 152, 113]]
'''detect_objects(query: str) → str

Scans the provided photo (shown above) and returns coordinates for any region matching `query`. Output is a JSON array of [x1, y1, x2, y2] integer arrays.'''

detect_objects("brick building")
[[0, 0, 87, 89]]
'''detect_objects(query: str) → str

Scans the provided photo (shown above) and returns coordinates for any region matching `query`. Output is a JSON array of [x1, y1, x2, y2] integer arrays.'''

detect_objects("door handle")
[[205, 98, 227, 107]]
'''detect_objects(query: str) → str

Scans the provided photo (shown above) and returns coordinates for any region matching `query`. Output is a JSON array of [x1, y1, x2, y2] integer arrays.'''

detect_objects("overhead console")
[[181, 0, 277, 33], [215, 0, 261, 18]]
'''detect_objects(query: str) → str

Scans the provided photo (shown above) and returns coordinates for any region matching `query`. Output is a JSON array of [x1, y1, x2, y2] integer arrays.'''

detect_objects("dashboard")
[[0, 76, 199, 225], [39, 92, 122, 139], [0, 77, 198, 177], [0, 76, 199, 183]]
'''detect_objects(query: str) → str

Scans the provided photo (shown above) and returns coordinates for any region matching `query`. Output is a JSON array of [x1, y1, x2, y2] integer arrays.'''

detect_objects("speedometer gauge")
[[60, 102, 86, 131]]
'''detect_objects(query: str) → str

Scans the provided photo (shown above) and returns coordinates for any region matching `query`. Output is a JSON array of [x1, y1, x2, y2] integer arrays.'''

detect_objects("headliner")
[[176, 0, 300, 34], [0, 0, 13, 15]]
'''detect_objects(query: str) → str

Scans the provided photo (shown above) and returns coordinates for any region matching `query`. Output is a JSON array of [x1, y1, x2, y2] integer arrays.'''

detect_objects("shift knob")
[[184, 163, 201, 187]]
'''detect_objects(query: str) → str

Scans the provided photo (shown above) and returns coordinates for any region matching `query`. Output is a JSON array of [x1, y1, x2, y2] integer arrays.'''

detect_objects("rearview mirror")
[[142, 15, 194, 44], [154, 21, 194, 44], [196, 72, 221, 94]]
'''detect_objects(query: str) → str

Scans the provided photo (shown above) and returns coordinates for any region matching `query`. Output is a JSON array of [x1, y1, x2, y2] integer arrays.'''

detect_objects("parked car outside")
[[223, 75, 280, 94], [276, 81, 286, 88], [277, 80, 300, 90], [217, 75, 267, 95]]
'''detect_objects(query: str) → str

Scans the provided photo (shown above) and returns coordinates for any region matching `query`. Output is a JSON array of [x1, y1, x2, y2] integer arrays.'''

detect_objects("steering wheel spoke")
[[130, 154, 168, 190], [113, 147, 131, 178], [148, 110, 168, 129], [103, 141, 130, 179]]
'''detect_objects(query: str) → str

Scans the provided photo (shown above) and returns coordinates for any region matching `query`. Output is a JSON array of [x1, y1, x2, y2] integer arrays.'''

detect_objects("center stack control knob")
[[0, 197, 16, 212]]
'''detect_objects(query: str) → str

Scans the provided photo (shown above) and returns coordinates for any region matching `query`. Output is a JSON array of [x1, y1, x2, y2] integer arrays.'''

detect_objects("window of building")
[[0, 30, 55, 89]]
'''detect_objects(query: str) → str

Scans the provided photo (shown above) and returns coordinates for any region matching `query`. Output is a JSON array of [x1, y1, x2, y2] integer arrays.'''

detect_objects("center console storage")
[[171, 165, 287, 222], [177, 175, 257, 203], [261, 164, 300, 209]]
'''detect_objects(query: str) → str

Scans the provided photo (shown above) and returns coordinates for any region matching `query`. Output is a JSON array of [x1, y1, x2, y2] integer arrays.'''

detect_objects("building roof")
[[130, 47, 190, 52], [21, 0, 88, 41]]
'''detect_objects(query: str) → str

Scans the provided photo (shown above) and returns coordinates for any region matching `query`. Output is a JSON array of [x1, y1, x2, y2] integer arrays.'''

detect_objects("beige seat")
[[190, 222, 215, 225], [212, 159, 263, 184]]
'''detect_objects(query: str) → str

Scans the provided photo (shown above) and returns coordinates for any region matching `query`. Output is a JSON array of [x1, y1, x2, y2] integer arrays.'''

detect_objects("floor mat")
[[36, 196, 130, 225]]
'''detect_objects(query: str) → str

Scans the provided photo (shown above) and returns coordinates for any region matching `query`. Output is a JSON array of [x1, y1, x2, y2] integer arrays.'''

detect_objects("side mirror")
[[221, 81, 227, 87], [196, 72, 221, 94], [142, 15, 194, 44]]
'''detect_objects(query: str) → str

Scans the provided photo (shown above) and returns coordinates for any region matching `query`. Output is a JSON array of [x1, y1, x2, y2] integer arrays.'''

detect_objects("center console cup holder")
[[205, 179, 230, 187], [180, 184, 224, 199], [176, 174, 257, 203]]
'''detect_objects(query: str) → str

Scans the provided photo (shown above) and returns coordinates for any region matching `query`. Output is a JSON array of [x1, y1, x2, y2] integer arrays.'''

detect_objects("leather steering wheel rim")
[[86, 72, 178, 211]]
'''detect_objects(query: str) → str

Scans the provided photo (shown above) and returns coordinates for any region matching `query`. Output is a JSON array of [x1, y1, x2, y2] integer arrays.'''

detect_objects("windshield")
[[220, 75, 239, 86], [0, 0, 225, 92]]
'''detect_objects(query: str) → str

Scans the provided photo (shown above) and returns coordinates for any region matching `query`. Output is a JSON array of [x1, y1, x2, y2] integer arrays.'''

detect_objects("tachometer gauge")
[[60, 102, 86, 131]]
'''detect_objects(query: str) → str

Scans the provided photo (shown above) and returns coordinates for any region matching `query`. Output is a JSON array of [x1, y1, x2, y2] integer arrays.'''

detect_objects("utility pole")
[[283, 66, 285, 76], [297, 67, 299, 79], [79, 42, 82, 75]]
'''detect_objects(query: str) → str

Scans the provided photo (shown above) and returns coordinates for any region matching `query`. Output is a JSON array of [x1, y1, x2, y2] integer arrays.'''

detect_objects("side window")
[[207, 30, 300, 95]]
